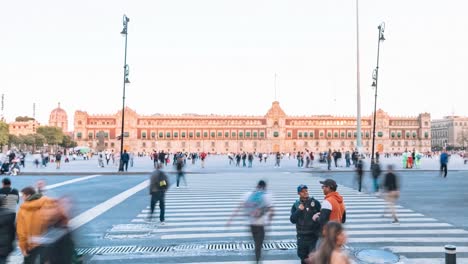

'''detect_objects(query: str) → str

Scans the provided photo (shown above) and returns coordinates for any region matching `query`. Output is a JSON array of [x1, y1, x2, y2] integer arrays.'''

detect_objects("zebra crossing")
[[103, 174, 468, 263]]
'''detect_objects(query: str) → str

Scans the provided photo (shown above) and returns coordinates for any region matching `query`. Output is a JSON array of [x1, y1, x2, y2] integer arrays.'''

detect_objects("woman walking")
[[306, 221, 350, 264]]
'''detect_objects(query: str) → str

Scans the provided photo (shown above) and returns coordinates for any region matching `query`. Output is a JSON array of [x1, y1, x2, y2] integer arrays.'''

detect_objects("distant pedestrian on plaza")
[[149, 163, 169, 224], [121, 150, 130, 171], [242, 152, 247, 167], [306, 221, 350, 264], [0, 196, 16, 264], [0, 178, 19, 211], [290, 184, 322, 264], [105, 151, 111, 165], [382, 165, 400, 224], [345, 151, 351, 168], [200, 151, 207, 168], [314, 179, 346, 226], [327, 150, 332, 170], [275, 152, 281, 168], [227, 180, 274, 264], [440, 150, 449, 178], [176, 157, 187, 188], [355, 158, 364, 192], [247, 153, 254, 168], [371, 160, 382, 193], [55, 151, 62, 169], [130, 152, 134, 167], [98, 152, 105, 167]]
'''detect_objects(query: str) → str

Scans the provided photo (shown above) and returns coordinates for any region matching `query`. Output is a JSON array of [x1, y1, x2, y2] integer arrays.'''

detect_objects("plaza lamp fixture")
[[118, 14, 130, 172], [371, 22, 385, 163]]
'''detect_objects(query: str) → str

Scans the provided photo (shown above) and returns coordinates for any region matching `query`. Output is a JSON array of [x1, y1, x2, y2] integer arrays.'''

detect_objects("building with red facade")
[[73, 101, 431, 154]]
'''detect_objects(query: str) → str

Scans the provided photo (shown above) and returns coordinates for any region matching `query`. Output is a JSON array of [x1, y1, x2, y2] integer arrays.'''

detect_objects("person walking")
[[306, 221, 350, 264], [440, 150, 449, 178], [121, 150, 130, 171], [55, 151, 62, 169], [0, 178, 19, 211], [382, 165, 400, 224], [17, 186, 55, 263], [98, 153, 105, 168], [355, 158, 364, 192], [0, 196, 16, 264], [290, 184, 322, 264], [227, 180, 274, 264], [327, 150, 332, 170], [275, 152, 281, 168], [370, 160, 382, 193], [148, 163, 169, 224], [314, 179, 346, 225], [176, 157, 187, 188]]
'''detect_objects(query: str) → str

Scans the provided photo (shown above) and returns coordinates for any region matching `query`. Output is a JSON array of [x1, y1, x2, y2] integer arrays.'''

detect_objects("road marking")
[[177, 261, 298, 264], [399, 259, 468, 264], [47, 174, 102, 190], [131, 217, 437, 225], [69, 180, 149, 231]]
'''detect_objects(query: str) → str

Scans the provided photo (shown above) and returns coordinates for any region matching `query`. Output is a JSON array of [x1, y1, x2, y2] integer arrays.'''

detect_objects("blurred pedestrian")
[[355, 158, 364, 192], [0, 196, 16, 264], [440, 150, 449, 178], [306, 221, 350, 264], [370, 160, 382, 193], [227, 180, 274, 264], [0, 178, 19, 211], [55, 151, 62, 169], [290, 184, 322, 264], [121, 150, 130, 171], [176, 157, 187, 188], [148, 163, 169, 224], [382, 165, 400, 224], [17, 186, 53, 263]]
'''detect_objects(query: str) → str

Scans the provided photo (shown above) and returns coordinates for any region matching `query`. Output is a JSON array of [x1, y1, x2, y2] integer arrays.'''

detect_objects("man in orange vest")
[[313, 179, 346, 225]]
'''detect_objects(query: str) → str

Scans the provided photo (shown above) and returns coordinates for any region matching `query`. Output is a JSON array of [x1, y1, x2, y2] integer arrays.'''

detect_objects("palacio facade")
[[73, 101, 431, 154]]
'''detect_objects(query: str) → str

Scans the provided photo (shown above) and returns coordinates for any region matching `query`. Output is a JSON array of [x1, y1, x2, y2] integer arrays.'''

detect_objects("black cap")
[[2, 178, 11, 185], [320, 179, 337, 190]]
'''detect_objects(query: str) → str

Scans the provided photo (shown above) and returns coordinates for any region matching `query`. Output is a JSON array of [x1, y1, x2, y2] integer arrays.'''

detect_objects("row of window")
[[140, 131, 267, 139]]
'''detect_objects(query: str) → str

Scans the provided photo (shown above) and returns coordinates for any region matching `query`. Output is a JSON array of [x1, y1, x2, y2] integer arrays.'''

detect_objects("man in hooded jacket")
[[16, 186, 56, 263], [313, 179, 346, 225]]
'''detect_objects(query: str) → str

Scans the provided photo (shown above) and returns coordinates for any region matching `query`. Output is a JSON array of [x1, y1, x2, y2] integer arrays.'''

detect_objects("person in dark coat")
[[0, 196, 16, 264]]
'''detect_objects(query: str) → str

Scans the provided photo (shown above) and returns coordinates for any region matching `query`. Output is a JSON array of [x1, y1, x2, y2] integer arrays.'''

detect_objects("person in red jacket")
[[313, 179, 346, 225]]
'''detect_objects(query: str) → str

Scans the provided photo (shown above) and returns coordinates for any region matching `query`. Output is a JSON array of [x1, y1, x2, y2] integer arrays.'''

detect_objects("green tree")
[[33, 134, 46, 150], [15, 116, 35, 122], [60, 135, 78, 149], [21, 134, 36, 149], [8, 134, 22, 149], [0, 121, 9, 149], [37, 126, 64, 145]]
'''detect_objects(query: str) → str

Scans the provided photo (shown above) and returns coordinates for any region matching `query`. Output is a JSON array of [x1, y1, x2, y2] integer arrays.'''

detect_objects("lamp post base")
[[118, 160, 124, 172]]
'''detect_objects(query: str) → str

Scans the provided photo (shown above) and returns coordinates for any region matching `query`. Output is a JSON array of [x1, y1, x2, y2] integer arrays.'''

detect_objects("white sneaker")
[[160, 221, 165, 225]]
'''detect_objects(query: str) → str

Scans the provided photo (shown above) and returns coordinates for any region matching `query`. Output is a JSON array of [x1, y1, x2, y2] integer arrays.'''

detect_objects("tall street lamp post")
[[118, 14, 130, 172], [371, 22, 385, 163]]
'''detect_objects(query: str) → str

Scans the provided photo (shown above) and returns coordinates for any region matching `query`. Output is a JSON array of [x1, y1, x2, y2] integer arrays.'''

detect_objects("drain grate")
[[208, 244, 239, 250], [76, 241, 297, 256]]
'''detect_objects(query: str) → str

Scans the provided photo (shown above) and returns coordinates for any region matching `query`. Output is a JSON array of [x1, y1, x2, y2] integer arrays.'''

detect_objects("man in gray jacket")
[[149, 163, 169, 225]]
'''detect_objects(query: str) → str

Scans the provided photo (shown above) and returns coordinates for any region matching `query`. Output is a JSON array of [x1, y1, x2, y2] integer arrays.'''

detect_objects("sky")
[[3, 0, 468, 130]]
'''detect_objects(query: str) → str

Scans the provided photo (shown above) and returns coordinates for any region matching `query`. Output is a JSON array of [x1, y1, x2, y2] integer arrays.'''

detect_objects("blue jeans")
[[150, 192, 166, 222]]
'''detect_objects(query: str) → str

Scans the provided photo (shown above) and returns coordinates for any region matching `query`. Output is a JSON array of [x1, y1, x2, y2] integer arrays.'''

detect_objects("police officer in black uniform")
[[290, 184, 322, 264]]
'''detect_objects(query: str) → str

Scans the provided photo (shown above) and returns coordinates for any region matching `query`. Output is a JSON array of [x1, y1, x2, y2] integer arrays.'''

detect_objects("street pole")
[[371, 22, 385, 163], [118, 14, 130, 172], [355, 0, 363, 154]]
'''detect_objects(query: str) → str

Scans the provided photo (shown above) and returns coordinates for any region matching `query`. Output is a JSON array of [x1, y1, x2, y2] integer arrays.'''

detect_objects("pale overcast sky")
[[2, 0, 467, 130]]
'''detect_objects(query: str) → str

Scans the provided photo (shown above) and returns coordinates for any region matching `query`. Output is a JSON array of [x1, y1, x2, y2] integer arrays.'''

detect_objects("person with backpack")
[[0, 178, 19, 212], [290, 184, 322, 264], [227, 180, 274, 263], [0, 196, 16, 264], [149, 163, 169, 224]]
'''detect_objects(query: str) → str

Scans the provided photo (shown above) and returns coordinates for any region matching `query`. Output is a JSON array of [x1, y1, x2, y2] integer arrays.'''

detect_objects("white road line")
[[131, 217, 437, 225], [386, 246, 468, 253], [135, 213, 426, 221], [155, 223, 452, 232], [46, 174, 102, 190], [142, 208, 413, 217], [400, 259, 468, 264], [177, 261, 298, 264], [69, 180, 149, 231]]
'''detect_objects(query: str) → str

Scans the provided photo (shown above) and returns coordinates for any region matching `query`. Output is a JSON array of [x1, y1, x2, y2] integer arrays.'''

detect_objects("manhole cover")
[[356, 249, 399, 264]]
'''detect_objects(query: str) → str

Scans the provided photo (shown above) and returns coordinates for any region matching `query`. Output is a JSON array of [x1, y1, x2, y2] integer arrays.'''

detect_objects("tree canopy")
[[0, 121, 9, 147], [15, 116, 35, 122], [37, 126, 64, 145]]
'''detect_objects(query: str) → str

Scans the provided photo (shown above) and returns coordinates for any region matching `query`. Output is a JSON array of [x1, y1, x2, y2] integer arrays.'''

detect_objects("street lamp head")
[[380, 34, 385, 41], [121, 14, 129, 36], [125, 78, 131, 84], [371, 81, 376, 87]]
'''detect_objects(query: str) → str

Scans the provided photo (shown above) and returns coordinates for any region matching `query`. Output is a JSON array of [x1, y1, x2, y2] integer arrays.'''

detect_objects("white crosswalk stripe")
[[104, 174, 468, 263]]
